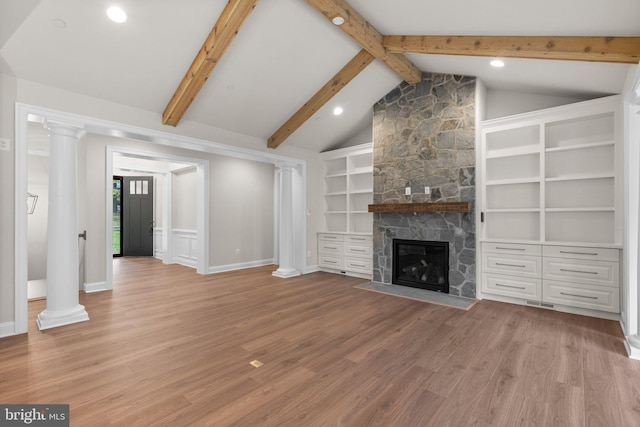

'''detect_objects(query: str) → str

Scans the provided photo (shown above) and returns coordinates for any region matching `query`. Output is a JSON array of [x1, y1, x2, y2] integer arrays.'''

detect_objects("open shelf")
[[486, 153, 539, 182], [481, 95, 620, 246], [545, 140, 615, 153], [321, 143, 373, 234], [485, 124, 540, 158], [545, 112, 614, 150]]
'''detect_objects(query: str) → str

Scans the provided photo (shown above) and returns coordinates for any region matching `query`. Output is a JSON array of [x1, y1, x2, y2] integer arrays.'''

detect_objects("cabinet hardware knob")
[[496, 283, 526, 290], [560, 251, 598, 256], [560, 292, 598, 300], [559, 268, 598, 275]]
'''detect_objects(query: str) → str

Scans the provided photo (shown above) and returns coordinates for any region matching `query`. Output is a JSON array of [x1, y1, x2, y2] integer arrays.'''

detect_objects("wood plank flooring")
[[1, 257, 639, 426]]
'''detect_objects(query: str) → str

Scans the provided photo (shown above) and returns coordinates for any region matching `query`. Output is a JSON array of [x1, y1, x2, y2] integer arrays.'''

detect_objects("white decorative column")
[[37, 120, 89, 330], [273, 163, 300, 278], [625, 77, 640, 359]]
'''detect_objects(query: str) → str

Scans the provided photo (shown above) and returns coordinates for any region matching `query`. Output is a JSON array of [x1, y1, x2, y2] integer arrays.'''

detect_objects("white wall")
[[209, 157, 274, 266], [486, 89, 587, 119], [1, 74, 17, 323], [332, 121, 373, 151], [172, 167, 197, 230]]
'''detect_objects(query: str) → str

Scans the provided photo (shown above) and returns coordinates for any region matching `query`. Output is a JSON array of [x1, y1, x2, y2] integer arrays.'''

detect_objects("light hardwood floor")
[[1, 257, 639, 426]]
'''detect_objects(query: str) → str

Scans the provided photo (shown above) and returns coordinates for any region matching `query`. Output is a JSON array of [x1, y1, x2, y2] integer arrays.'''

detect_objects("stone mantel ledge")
[[368, 202, 472, 213]]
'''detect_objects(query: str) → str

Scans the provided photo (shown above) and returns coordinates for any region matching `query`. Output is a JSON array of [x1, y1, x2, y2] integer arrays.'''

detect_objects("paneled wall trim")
[[173, 229, 198, 268]]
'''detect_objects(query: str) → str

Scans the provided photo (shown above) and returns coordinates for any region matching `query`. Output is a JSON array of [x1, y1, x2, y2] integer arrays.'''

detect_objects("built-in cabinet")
[[319, 143, 373, 279], [479, 95, 622, 318]]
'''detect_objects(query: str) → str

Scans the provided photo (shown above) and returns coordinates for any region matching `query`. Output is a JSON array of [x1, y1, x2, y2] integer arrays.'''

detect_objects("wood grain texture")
[[304, 0, 421, 84], [368, 201, 472, 213], [383, 35, 640, 64], [0, 257, 637, 426], [267, 49, 374, 149], [162, 0, 259, 127]]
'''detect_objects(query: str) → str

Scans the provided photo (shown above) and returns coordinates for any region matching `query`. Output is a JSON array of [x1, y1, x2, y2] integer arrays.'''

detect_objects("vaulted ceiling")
[[1, 0, 638, 153]]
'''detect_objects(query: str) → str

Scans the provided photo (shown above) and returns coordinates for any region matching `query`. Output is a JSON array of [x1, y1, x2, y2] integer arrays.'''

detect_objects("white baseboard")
[[0, 322, 16, 338], [625, 338, 640, 360], [84, 281, 108, 293], [305, 265, 320, 274], [208, 259, 274, 274], [174, 256, 197, 269]]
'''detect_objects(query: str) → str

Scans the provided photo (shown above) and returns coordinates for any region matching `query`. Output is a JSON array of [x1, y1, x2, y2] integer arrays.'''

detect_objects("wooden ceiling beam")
[[268, 49, 375, 149], [383, 35, 640, 64], [162, 0, 259, 127], [305, 0, 421, 84]]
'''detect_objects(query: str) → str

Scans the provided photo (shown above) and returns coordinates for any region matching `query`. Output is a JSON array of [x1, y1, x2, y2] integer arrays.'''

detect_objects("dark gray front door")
[[123, 176, 154, 256]]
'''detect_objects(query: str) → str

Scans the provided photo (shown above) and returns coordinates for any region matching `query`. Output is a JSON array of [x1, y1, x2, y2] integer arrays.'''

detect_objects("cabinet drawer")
[[344, 257, 372, 274], [344, 243, 372, 258], [483, 274, 541, 300], [345, 235, 372, 244], [543, 245, 619, 262], [543, 258, 618, 288], [482, 242, 541, 256], [318, 233, 344, 242], [543, 280, 619, 313], [482, 253, 541, 278], [319, 241, 343, 254], [319, 255, 343, 270]]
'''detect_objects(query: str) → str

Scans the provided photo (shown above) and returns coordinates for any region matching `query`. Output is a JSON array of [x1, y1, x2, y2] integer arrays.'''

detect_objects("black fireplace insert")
[[392, 239, 449, 293]]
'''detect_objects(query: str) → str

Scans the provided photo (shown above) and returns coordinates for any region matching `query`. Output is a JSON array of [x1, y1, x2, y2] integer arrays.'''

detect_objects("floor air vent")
[[526, 300, 554, 310]]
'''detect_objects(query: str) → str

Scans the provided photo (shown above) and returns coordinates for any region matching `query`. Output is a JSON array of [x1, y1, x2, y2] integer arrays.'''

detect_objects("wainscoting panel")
[[173, 229, 197, 268], [153, 228, 163, 259]]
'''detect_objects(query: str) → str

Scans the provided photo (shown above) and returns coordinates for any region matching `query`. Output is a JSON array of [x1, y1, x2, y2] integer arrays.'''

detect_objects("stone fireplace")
[[372, 72, 476, 298]]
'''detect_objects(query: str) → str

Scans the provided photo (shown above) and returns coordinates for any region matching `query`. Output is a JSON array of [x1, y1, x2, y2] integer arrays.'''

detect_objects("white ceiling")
[[2, 0, 638, 153]]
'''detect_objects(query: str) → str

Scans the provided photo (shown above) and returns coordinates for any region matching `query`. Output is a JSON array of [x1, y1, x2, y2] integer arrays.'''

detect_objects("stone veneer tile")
[[372, 72, 476, 298]]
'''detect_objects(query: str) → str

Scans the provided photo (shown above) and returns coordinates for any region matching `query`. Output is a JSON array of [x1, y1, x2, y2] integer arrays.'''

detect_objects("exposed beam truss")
[[305, 0, 421, 84], [162, 0, 259, 127], [383, 35, 640, 64]]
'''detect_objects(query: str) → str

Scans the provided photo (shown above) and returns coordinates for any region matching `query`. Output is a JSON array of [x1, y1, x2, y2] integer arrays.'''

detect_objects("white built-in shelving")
[[479, 95, 622, 318], [320, 143, 373, 234]]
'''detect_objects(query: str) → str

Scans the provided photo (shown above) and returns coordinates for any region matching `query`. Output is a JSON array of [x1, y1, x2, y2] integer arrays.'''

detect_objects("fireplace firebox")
[[392, 239, 449, 293]]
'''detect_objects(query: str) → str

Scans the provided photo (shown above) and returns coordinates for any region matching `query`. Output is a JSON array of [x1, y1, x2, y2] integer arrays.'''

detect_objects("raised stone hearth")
[[372, 72, 476, 298]]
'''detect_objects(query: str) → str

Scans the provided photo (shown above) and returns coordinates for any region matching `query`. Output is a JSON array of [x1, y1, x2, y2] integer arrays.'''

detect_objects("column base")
[[272, 268, 301, 279], [37, 304, 89, 330], [625, 335, 640, 360]]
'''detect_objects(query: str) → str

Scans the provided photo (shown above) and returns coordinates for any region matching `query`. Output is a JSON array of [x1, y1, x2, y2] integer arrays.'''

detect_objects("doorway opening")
[[113, 176, 123, 257]]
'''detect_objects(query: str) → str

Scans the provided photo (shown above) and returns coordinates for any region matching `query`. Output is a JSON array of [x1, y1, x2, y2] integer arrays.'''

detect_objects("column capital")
[[275, 162, 298, 173], [42, 118, 86, 140]]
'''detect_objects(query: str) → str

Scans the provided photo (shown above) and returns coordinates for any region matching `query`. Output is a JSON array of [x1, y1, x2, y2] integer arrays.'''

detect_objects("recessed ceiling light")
[[490, 59, 505, 68], [332, 16, 345, 25], [333, 106, 344, 116], [107, 6, 127, 23]]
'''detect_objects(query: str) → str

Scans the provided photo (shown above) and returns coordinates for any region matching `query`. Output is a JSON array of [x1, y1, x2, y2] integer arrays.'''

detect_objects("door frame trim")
[[106, 147, 210, 290]]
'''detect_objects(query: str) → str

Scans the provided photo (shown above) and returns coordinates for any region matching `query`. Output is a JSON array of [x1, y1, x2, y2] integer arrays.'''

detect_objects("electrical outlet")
[[425, 186, 430, 195], [0, 138, 10, 151], [235, 249, 240, 255], [405, 187, 411, 195]]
